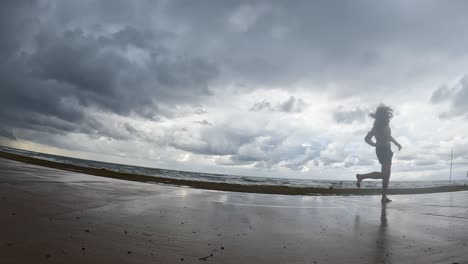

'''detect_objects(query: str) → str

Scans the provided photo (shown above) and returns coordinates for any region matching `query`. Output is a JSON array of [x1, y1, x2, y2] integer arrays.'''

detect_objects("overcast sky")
[[1, 0, 468, 181]]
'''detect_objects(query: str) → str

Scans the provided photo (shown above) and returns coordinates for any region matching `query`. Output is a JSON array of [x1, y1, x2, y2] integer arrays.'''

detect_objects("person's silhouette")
[[356, 104, 402, 203]]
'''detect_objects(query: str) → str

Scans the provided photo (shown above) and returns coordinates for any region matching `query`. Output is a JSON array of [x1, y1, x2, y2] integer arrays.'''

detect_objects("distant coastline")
[[1, 149, 467, 196]]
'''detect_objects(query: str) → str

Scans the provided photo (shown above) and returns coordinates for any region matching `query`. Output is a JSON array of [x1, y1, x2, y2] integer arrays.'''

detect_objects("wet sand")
[[1, 158, 467, 263], [1, 150, 467, 196]]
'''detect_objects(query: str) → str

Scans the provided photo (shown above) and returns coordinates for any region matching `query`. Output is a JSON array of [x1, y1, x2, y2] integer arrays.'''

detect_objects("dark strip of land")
[[1, 150, 466, 196]]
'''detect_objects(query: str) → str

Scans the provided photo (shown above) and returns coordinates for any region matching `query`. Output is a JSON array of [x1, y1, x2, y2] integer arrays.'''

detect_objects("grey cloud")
[[430, 85, 454, 104], [397, 153, 417, 161], [43, 0, 468, 94], [333, 106, 368, 124], [0, 2, 219, 142], [281, 155, 316, 170], [4, 0, 468, 136], [193, 106, 208, 115], [0, 127, 16, 140], [250, 101, 272, 112], [279, 96, 306, 112], [250, 96, 306, 112], [451, 77, 468, 117], [169, 122, 322, 170], [344, 158, 358, 168], [431, 75, 468, 118], [396, 139, 468, 168], [453, 158, 468, 166], [195, 120, 212, 126], [0, 1, 37, 58], [320, 143, 345, 165], [215, 156, 255, 166], [169, 125, 261, 156], [29, 27, 217, 115], [453, 141, 468, 158], [8, 1, 468, 95], [414, 159, 439, 166], [155, 1, 468, 93], [120, 123, 139, 135], [2, 1, 468, 178], [318, 142, 373, 168]]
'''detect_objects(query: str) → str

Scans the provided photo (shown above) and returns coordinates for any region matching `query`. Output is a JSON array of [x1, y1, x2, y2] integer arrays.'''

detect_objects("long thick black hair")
[[370, 104, 393, 130]]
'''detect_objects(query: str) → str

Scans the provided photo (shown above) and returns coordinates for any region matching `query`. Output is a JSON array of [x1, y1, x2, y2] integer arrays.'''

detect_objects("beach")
[[1, 157, 468, 263]]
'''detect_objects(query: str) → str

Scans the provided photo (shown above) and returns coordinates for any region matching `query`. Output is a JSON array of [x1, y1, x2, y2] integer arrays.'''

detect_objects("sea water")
[[1, 146, 465, 189]]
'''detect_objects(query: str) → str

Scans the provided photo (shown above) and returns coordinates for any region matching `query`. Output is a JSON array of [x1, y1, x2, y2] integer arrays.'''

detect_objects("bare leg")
[[356, 171, 383, 187], [381, 164, 392, 203]]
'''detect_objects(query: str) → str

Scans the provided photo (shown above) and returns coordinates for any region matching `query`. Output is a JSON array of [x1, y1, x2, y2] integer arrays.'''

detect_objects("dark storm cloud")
[[333, 106, 368, 124], [0, 1, 37, 57], [29, 28, 216, 114], [42, 0, 468, 93], [155, 0, 468, 93], [0, 1, 218, 141]]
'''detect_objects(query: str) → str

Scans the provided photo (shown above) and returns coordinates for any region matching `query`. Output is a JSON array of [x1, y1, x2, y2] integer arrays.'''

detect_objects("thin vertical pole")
[[449, 145, 453, 185]]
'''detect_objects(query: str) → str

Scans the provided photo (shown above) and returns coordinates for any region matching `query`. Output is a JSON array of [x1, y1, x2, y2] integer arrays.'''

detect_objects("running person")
[[356, 104, 402, 203]]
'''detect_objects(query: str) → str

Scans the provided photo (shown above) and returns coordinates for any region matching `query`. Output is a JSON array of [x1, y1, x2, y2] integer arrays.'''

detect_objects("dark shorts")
[[376, 145, 393, 165]]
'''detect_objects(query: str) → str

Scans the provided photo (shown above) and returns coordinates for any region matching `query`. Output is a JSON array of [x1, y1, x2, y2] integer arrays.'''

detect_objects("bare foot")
[[381, 197, 392, 203], [356, 174, 362, 188]]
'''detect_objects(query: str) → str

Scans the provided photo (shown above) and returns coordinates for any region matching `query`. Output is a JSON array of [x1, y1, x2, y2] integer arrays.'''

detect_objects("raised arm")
[[364, 129, 376, 147], [391, 136, 402, 151]]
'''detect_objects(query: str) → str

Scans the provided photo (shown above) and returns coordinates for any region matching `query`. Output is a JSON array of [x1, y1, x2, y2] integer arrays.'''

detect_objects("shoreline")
[[1, 150, 467, 196]]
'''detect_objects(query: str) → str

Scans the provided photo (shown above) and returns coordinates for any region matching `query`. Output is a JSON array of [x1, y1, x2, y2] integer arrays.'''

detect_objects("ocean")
[[0, 146, 465, 189]]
